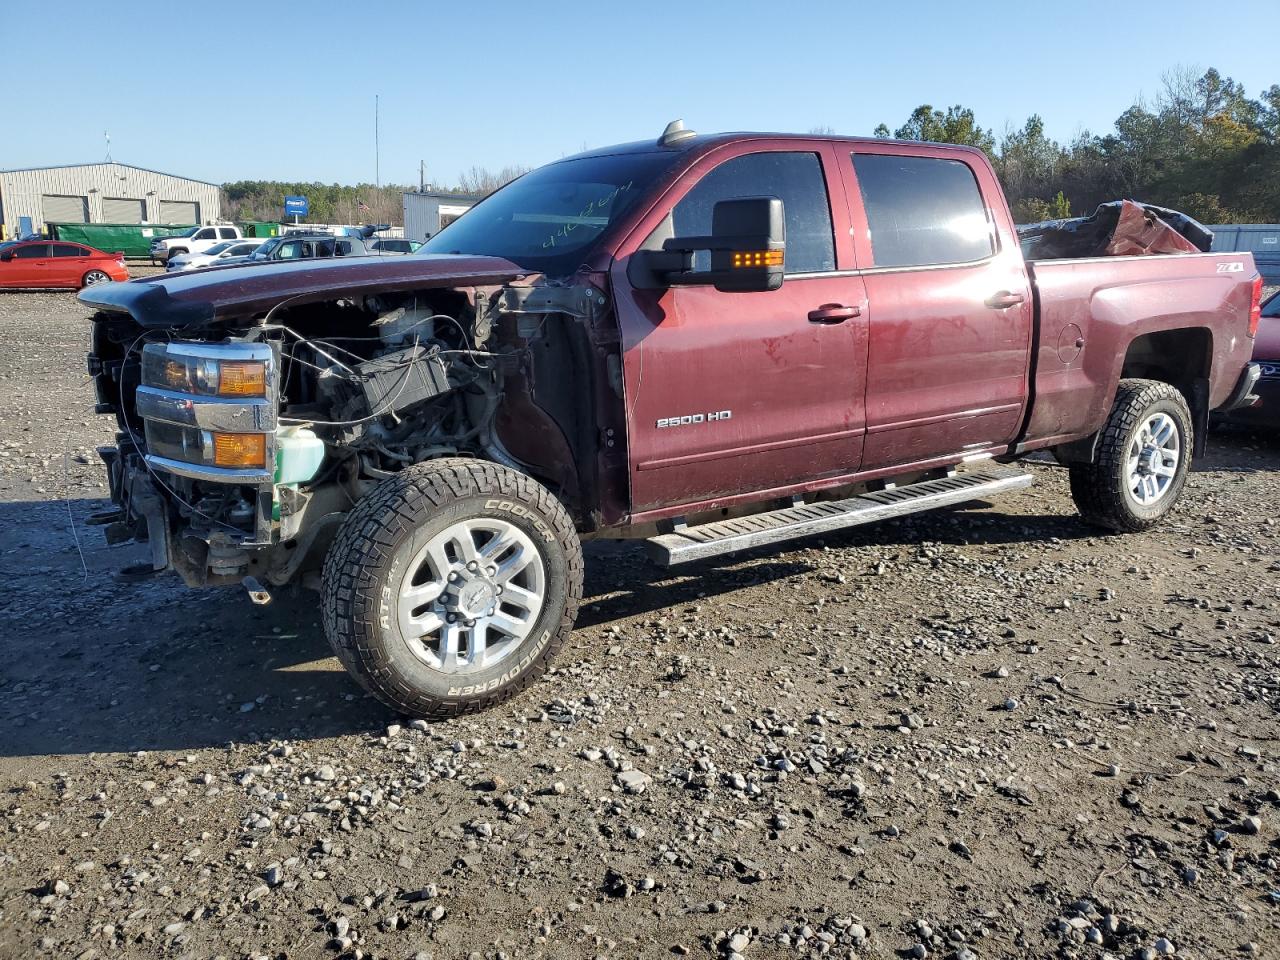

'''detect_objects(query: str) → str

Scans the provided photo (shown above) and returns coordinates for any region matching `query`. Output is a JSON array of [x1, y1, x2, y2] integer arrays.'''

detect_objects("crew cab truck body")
[[150, 224, 246, 264], [82, 127, 1263, 718]]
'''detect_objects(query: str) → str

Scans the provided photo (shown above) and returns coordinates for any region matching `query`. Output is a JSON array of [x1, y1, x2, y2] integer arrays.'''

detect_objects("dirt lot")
[[0, 283, 1277, 960]]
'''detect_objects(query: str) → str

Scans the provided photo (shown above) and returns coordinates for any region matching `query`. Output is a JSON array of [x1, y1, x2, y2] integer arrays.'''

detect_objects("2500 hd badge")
[[656, 410, 733, 429]]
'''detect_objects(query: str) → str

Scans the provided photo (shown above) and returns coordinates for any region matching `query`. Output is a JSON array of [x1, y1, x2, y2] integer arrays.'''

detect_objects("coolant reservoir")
[[274, 426, 325, 484]]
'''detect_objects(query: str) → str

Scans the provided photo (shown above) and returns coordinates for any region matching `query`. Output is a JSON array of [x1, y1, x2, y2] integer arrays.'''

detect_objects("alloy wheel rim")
[[1126, 412, 1180, 506], [396, 517, 545, 674], [85, 271, 109, 285]]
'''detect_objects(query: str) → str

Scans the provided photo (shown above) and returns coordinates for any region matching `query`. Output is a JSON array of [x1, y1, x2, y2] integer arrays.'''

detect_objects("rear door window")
[[218, 227, 237, 239], [672, 151, 835, 274], [53, 244, 87, 257], [851, 153, 994, 268]]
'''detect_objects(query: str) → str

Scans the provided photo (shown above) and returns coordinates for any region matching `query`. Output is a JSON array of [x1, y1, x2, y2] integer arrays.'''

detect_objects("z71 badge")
[[656, 410, 732, 429]]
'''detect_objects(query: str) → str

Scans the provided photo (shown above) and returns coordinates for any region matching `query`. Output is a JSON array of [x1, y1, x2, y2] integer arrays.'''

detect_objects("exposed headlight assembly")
[[142, 343, 268, 397], [136, 341, 276, 483]]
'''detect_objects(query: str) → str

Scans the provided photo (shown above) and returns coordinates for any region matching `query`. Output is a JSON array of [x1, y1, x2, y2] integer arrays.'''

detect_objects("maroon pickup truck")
[[82, 124, 1263, 717]]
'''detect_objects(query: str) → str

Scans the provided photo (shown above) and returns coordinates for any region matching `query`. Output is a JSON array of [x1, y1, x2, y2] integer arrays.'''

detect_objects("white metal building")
[[403, 191, 481, 243], [0, 162, 222, 238]]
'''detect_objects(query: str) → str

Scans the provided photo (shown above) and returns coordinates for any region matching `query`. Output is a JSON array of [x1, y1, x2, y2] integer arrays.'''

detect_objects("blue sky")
[[5, 0, 1278, 186]]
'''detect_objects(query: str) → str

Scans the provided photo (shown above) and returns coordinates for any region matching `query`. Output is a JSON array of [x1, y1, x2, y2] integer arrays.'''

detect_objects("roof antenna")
[[104, 130, 112, 163], [659, 119, 696, 147]]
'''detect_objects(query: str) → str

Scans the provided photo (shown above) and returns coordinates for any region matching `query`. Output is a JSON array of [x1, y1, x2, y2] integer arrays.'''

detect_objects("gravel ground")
[[0, 285, 1277, 960]]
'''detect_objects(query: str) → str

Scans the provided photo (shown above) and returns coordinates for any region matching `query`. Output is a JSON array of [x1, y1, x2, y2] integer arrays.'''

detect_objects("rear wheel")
[[322, 458, 583, 718], [81, 270, 111, 287], [1069, 379, 1193, 532]]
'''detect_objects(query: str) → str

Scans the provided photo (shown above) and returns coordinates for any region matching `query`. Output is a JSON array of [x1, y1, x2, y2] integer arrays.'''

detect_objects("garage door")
[[102, 197, 145, 223], [42, 195, 88, 223], [159, 200, 199, 224]]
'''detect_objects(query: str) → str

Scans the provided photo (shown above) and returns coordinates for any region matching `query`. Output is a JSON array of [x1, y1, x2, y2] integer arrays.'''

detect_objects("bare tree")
[[456, 164, 532, 197]]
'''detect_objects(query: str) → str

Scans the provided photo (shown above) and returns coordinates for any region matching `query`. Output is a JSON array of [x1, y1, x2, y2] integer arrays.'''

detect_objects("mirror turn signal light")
[[212, 432, 266, 469], [731, 250, 783, 268]]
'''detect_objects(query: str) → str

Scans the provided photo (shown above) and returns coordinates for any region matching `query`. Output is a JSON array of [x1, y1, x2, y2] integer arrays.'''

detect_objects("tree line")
[[221, 182, 411, 226], [220, 166, 532, 227], [871, 66, 1280, 224]]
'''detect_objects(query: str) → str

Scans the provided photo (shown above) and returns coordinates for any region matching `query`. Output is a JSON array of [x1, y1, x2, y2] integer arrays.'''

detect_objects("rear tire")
[[321, 458, 583, 718], [81, 270, 111, 287], [1068, 378, 1193, 532]]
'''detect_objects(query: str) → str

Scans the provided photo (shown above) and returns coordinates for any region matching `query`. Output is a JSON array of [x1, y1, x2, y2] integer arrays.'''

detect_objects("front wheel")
[[322, 458, 583, 718], [1069, 378, 1193, 532]]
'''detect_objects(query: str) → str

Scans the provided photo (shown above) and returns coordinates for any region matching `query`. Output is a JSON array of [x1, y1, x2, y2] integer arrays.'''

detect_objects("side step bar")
[[645, 465, 1033, 566]]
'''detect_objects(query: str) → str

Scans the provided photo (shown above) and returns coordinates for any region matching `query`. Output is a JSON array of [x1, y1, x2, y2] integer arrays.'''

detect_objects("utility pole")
[[420, 159, 425, 192], [374, 95, 380, 190]]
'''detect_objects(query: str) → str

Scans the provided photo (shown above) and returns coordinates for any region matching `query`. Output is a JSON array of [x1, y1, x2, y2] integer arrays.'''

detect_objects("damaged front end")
[[83, 257, 604, 590]]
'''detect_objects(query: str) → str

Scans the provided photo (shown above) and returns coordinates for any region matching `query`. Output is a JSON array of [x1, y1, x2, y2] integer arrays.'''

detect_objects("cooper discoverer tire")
[[322, 458, 583, 718], [1068, 378, 1193, 533]]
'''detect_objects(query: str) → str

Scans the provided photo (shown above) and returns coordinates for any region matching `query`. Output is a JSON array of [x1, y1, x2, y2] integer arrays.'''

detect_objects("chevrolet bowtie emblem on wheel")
[[656, 410, 732, 429]]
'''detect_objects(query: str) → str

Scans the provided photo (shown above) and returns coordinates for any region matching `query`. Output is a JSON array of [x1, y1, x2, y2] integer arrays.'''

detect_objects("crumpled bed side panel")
[[1105, 200, 1203, 256], [1017, 200, 1213, 260]]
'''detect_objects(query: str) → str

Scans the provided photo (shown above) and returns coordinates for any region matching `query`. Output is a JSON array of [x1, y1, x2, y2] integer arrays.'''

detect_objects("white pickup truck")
[[149, 225, 247, 264]]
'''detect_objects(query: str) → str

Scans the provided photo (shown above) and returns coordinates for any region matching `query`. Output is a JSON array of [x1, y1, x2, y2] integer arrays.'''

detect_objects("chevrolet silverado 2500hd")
[[82, 124, 1263, 717]]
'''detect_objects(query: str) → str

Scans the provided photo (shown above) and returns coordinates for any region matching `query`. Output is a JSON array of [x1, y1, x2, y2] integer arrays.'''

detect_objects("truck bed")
[[1020, 251, 1258, 450]]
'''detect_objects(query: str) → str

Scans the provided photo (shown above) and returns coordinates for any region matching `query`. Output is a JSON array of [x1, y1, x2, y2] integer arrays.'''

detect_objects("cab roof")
[[555, 130, 990, 164]]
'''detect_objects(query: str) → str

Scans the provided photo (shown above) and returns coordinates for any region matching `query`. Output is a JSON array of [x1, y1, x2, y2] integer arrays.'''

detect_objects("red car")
[[1221, 290, 1280, 427], [0, 240, 128, 289]]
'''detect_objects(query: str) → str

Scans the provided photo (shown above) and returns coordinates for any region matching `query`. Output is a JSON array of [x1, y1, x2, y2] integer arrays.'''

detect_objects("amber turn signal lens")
[[218, 361, 267, 396], [731, 250, 783, 268], [212, 432, 266, 468]]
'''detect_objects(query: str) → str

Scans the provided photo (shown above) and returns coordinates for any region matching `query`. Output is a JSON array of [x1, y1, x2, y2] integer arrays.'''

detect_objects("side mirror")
[[649, 196, 785, 293]]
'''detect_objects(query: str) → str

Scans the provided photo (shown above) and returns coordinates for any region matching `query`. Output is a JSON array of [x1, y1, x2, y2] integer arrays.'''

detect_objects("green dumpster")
[[237, 222, 282, 239], [48, 222, 196, 258]]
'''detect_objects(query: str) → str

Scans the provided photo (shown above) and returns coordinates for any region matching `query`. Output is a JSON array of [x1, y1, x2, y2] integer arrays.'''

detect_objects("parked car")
[[150, 225, 247, 264], [1220, 290, 1280, 427], [0, 240, 127, 289], [166, 239, 267, 272], [82, 124, 1261, 719], [368, 238, 421, 254], [215, 232, 370, 267]]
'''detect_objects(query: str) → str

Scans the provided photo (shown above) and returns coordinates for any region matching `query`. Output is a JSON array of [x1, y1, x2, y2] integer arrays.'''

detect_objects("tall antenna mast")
[[104, 130, 112, 163], [374, 95, 380, 189]]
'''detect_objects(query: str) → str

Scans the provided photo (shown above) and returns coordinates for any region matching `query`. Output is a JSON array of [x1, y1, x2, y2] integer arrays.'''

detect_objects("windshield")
[[247, 237, 282, 260], [421, 152, 678, 275], [204, 241, 235, 255], [1262, 291, 1280, 318], [174, 227, 199, 238]]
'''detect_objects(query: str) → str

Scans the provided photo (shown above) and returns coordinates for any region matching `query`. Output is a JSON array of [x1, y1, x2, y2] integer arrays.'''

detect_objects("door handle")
[[984, 290, 1026, 309], [808, 303, 861, 324]]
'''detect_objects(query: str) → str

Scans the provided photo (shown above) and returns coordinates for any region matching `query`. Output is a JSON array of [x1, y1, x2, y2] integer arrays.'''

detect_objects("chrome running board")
[[645, 465, 1033, 566]]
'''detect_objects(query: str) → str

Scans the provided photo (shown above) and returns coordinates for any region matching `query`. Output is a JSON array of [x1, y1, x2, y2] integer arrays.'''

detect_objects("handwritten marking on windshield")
[[542, 181, 633, 248]]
